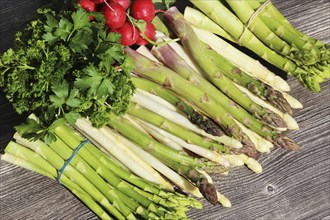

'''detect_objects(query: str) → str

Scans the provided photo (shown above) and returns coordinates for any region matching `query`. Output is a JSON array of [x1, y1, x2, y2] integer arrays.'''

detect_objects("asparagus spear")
[[152, 39, 292, 118], [74, 118, 171, 188], [163, 7, 300, 151], [189, 1, 327, 92], [182, 6, 237, 43], [107, 114, 208, 167], [234, 83, 299, 130], [84, 140, 203, 209], [186, 24, 290, 93], [206, 48, 292, 114], [9, 138, 126, 219], [125, 47, 257, 157], [135, 117, 231, 167], [162, 9, 294, 134], [160, 157, 219, 205], [196, 169, 232, 207], [132, 77, 232, 140], [233, 119, 273, 154], [52, 125, 178, 219], [1, 151, 114, 220], [128, 102, 229, 153], [248, 0, 263, 10], [190, 26, 303, 109], [101, 125, 204, 199], [226, 0, 320, 65], [259, 0, 328, 50]]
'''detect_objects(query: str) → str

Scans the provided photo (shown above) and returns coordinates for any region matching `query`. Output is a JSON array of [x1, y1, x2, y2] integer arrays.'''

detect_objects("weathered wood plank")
[[0, 0, 329, 219]]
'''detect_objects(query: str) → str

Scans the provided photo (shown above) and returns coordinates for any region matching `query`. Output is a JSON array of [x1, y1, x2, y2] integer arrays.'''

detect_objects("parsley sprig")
[[0, 8, 135, 143]]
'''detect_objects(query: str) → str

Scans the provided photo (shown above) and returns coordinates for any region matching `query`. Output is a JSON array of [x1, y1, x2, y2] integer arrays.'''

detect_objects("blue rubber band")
[[57, 139, 90, 184]]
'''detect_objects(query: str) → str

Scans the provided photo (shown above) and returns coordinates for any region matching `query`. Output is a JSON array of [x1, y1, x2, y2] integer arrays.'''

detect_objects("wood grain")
[[0, 0, 329, 220]]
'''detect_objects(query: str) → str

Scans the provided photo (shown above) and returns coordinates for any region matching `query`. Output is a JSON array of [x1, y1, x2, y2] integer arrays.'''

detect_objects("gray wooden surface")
[[0, 0, 329, 219]]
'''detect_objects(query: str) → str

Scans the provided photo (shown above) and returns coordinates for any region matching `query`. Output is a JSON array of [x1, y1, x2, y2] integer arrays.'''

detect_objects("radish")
[[136, 22, 156, 45], [112, 22, 139, 46], [77, 0, 96, 12], [102, 2, 126, 29], [130, 0, 156, 22], [109, 0, 130, 11]]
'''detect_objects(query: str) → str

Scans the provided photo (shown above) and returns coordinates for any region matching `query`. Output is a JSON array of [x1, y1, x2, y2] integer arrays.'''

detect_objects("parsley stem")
[[2, 67, 10, 75], [17, 65, 35, 70], [67, 30, 74, 42]]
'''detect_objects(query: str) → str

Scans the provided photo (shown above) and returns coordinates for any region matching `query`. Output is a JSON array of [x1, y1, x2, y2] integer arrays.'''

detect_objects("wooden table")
[[1, 1, 329, 219]]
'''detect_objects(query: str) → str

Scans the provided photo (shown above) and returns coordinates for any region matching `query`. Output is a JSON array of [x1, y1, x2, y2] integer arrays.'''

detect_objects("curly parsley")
[[0, 8, 135, 143]]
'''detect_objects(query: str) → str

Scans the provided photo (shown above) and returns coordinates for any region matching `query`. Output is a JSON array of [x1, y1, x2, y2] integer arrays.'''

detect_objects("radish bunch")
[[77, 0, 157, 46]]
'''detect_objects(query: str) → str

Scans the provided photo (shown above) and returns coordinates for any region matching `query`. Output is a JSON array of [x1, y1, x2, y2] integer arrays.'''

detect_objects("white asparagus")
[[74, 118, 170, 188], [130, 115, 183, 151], [132, 88, 242, 148], [221, 154, 245, 167], [135, 88, 178, 112], [238, 154, 263, 174], [136, 45, 160, 63], [282, 92, 303, 109], [131, 89, 204, 133], [234, 119, 273, 154], [103, 126, 203, 198], [74, 126, 131, 172]]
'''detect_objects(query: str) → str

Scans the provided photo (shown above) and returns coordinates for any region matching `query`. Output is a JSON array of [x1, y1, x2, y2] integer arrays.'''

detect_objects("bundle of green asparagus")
[[185, 0, 329, 92], [2, 118, 203, 219]]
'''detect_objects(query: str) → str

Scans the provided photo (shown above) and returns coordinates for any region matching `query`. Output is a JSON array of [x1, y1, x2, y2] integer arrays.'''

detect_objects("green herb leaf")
[[69, 30, 92, 53], [71, 8, 91, 31], [75, 65, 111, 99], [54, 18, 73, 40], [64, 111, 81, 125], [15, 118, 43, 137], [66, 89, 81, 107], [152, 0, 176, 10], [50, 81, 69, 108]]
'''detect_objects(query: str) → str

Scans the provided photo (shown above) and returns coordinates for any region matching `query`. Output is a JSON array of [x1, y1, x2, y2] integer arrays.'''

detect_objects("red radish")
[[112, 22, 139, 46], [109, 0, 130, 11], [102, 2, 126, 29], [77, 0, 96, 12], [130, 0, 156, 22], [136, 22, 156, 45], [90, 0, 104, 3]]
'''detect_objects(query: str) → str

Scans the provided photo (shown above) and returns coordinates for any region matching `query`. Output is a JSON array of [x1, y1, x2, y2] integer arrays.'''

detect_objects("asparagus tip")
[[234, 139, 259, 159], [274, 135, 301, 151], [199, 118, 225, 136], [263, 110, 288, 129], [197, 179, 218, 205]]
